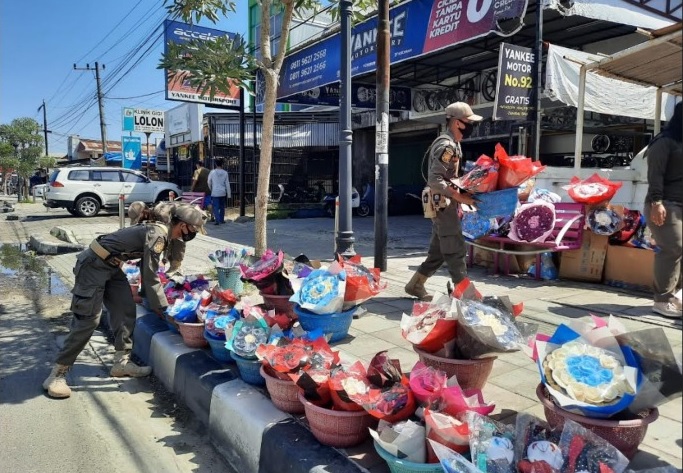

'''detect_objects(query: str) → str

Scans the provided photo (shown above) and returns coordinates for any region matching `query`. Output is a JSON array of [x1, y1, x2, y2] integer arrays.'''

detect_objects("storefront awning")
[[546, 0, 680, 30]]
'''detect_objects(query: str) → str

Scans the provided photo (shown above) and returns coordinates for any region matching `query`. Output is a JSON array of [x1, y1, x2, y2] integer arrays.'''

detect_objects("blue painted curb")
[[133, 313, 169, 364]]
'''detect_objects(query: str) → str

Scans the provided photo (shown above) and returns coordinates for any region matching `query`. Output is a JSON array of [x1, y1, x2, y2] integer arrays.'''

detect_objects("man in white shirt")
[[207, 158, 232, 225]]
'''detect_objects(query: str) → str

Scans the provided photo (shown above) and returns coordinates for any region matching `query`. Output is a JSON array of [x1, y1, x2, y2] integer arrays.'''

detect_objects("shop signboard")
[[263, 0, 528, 102], [121, 136, 142, 170], [278, 82, 412, 110], [492, 42, 535, 121], [122, 107, 165, 133], [163, 20, 242, 109]]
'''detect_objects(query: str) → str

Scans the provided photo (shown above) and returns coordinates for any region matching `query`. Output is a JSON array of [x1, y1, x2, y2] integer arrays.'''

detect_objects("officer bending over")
[[43, 205, 207, 398]]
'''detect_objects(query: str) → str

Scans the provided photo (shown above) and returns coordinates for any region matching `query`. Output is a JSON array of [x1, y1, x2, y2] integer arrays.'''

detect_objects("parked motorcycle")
[[323, 186, 360, 217]]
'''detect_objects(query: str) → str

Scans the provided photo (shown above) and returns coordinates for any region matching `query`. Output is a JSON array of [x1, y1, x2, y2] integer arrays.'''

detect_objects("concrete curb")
[[132, 313, 368, 473]]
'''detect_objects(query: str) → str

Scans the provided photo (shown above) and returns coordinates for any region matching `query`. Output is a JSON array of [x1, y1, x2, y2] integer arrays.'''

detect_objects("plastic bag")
[[337, 255, 385, 309], [527, 253, 559, 281], [467, 412, 516, 473], [328, 361, 369, 411], [563, 173, 622, 205], [559, 419, 629, 473], [225, 317, 270, 359], [369, 420, 426, 463], [441, 386, 495, 417], [453, 154, 500, 193], [425, 409, 471, 460], [462, 211, 495, 240], [166, 294, 201, 323], [430, 439, 481, 473], [289, 264, 347, 315], [409, 362, 449, 406], [509, 202, 556, 243], [515, 414, 563, 473], [401, 293, 458, 353], [494, 143, 546, 189], [529, 188, 562, 204]]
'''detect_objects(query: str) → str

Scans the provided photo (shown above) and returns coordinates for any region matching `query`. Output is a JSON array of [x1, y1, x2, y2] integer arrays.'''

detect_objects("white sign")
[[122, 108, 165, 133]]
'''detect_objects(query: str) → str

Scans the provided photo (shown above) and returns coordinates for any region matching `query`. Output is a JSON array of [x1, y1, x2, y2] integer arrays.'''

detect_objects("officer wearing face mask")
[[42, 205, 206, 399], [128, 201, 203, 276], [405, 102, 482, 302]]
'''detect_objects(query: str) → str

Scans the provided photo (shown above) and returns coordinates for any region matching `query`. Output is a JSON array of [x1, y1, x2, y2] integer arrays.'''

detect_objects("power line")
[[107, 90, 165, 100]]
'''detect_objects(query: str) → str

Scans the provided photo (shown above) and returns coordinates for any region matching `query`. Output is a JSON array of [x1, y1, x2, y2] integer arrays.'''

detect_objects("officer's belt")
[[89, 240, 123, 267]]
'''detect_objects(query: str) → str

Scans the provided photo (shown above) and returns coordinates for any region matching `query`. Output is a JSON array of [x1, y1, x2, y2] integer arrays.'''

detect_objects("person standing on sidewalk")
[[43, 206, 207, 398], [644, 101, 682, 319], [191, 161, 213, 220], [405, 102, 480, 301], [207, 158, 231, 225]]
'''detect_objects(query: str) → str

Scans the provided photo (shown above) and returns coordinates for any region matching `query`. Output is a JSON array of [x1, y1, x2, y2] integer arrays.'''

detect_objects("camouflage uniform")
[[129, 201, 186, 273], [417, 130, 468, 283], [55, 222, 170, 366]]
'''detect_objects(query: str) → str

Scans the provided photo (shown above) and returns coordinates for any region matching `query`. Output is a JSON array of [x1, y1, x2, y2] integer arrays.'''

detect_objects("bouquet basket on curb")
[[373, 441, 442, 473], [474, 187, 519, 219], [231, 352, 265, 386], [177, 321, 208, 348], [217, 267, 244, 295], [536, 384, 659, 459], [260, 366, 304, 414], [413, 347, 496, 391], [204, 331, 232, 363], [260, 292, 296, 318], [298, 392, 376, 447], [294, 305, 358, 343]]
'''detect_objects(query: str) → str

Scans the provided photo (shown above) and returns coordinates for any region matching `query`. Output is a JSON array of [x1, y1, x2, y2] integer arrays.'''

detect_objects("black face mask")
[[180, 226, 197, 242], [460, 122, 475, 139]]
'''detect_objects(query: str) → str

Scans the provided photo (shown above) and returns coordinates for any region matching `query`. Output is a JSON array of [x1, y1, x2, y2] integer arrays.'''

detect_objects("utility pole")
[[374, 0, 390, 271], [74, 62, 108, 156], [37, 99, 49, 155], [336, 0, 355, 257]]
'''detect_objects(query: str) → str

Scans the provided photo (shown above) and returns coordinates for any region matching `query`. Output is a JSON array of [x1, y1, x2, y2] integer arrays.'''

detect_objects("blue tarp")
[[103, 152, 156, 166]]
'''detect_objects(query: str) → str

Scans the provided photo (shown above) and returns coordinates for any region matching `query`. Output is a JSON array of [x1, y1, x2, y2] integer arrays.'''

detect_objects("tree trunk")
[[254, 69, 280, 256]]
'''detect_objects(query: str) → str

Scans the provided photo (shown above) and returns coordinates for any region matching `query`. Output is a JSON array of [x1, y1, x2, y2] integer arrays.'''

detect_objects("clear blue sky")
[[0, 0, 248, 155]]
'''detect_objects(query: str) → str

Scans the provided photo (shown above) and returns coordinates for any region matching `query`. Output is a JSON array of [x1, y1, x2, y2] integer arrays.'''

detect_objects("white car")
[[44, 166, 182, 217]]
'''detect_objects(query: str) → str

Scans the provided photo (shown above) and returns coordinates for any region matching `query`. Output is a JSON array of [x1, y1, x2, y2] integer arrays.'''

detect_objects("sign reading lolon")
[[122, 108, 165, 133]]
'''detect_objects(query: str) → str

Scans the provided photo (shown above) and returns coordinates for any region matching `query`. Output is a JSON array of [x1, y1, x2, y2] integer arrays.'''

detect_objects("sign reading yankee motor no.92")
[[275, 0, 528, 100], [492, 42, 535, 121]]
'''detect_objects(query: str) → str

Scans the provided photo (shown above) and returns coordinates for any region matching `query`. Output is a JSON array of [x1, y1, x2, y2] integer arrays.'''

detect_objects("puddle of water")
[[0, 244, 70, 296]]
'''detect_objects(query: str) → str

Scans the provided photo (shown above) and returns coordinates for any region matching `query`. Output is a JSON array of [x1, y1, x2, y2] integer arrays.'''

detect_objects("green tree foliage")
[[0, 118, 45, 198], [158, 0, 376, 255]]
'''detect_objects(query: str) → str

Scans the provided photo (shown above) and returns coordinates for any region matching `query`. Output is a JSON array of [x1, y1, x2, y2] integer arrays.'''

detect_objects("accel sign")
[[122, 107, 165, 133]]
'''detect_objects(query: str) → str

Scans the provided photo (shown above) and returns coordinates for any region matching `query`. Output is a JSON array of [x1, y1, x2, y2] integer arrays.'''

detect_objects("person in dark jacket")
[[644, 101, 682, 319], [43, 206, 207, 398]]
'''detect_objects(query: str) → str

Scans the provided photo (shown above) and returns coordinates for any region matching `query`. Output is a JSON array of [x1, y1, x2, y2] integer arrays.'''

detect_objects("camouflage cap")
[[128, 201, 147, 224], [173, 204, 207, 234]]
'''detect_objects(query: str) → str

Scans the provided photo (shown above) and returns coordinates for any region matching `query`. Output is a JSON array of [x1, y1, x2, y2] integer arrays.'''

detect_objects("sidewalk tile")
[[333, 333, 398, 357], [351, 314, 399, 334]]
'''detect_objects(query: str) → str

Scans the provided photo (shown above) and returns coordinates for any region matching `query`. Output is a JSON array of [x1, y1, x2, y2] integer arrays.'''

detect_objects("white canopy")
[[546, 0, 679, 30]]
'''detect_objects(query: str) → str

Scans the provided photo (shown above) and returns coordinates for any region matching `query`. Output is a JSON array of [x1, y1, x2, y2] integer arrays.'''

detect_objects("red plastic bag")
[[425, 409, 470, 462], [563, 173, 622, 205], [441, 386, 495, 417], [453, 154, 499, 193], [337, 255, 385, 308], [494, 143, 546, 189]]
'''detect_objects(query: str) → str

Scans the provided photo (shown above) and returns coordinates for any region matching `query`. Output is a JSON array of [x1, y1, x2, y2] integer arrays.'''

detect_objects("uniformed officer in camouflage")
[[43, 205, 207, 398], [405, 102, 482, 301], [128, 201, 200, 275]]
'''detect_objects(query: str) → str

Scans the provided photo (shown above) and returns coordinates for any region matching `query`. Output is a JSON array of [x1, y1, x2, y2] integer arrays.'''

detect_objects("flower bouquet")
[[508, 201, 556, 243], [401, 292, 458, 353], [239, 249, 291, 295], [563, 173, 622, 206], [452, 154, 500, 193], [493, 143, 546, 190], [335, 255, 385, 309]]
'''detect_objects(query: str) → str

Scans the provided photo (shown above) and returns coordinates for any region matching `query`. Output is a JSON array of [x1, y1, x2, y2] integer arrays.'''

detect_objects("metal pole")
[[532, 0, 543, 161], [239, 87, 246, 217], [145, 132, 151, 178], [654, 88, 663, 135], [336, 0, 355, 257], [94, 62, 108, 155], [374, 0, 390, 271], [573, 66, 587, 170], [253, 109, 258, 214], [40, 99, 48, 155]]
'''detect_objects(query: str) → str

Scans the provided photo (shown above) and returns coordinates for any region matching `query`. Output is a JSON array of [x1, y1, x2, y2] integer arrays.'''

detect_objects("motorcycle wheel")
[[357, 202, 371, 217]]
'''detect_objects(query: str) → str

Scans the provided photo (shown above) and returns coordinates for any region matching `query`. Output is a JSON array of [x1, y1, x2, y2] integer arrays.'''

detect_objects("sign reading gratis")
[[268, 0, 528, 101], [122, 108, 165, 133], [121, 136, 142, 170], [492, 42, 535, 121]]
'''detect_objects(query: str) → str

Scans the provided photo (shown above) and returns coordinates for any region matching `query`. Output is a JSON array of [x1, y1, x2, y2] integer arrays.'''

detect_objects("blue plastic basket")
[[204, 332, 233, 363], [216, 266, 244, 294], [474, 187, 519, 219], [293, 305, 357, 342], [231, 352, 265, 386], [373, 441, 443, 473]]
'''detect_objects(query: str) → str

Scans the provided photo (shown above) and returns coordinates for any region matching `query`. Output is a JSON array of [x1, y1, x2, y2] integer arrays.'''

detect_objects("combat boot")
[[166, 262, 182, 277], [43, 364, 72, 398], [405, 272, 433, 302], [110, 351, 152, 378]]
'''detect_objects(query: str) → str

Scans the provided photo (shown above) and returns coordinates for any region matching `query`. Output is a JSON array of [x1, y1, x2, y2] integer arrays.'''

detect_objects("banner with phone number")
[[268, 0, 528, 102]]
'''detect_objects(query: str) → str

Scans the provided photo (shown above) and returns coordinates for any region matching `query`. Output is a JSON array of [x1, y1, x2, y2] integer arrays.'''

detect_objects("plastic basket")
[[299, 393, 376, 448], [177, 321, 208, 348], [204, 332, 233, 363], [474, 187, 519, 219], [260, 292, 296, 318], [413, 347, 496, 391], [216, 267, 244, 294], [293, 305, 358, 342], [374, 441, 443, 473], [231, 352, 265, 386]]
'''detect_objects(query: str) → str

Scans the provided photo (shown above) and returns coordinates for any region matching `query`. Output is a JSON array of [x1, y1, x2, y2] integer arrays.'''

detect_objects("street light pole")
[[336, 0, 355, 257]]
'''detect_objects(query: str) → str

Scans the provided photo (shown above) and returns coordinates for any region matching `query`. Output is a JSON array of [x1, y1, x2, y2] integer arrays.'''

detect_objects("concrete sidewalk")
[[3, 201, 681, 472]]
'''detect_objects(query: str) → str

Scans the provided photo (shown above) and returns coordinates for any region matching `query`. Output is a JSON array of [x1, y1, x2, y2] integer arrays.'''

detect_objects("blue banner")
[[122, 136, 142, 170], [269, 0, 527, 101], [279, 83, 412, 110]]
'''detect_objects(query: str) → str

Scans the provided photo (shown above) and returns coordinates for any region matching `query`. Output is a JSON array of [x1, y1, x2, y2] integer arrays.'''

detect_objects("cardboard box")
[[559, 230, 609, 282], [603, 244, 654, 290], [469, 243, 521, 274]]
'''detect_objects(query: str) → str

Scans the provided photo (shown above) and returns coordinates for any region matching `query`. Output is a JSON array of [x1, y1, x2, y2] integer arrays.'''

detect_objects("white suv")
[[44, 166, 182, 217]]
